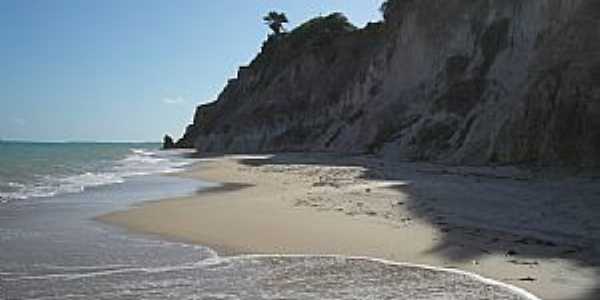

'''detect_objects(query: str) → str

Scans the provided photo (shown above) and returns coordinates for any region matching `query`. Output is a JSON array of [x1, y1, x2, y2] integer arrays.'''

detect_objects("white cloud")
[[162, 97, 186, 105], [12, 117, 25, 126]]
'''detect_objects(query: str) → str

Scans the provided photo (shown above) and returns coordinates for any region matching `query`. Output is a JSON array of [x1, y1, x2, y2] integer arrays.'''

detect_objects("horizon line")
[[0, 139, 160, 144]]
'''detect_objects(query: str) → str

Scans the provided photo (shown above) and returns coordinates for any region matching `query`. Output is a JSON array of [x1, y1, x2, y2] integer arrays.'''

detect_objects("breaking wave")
[[0, 146, 195, 203]]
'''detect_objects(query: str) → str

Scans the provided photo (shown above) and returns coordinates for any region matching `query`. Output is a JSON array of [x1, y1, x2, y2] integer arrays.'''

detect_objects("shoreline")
[[98, 153, 600, 300], [195, 253, 543, 300]]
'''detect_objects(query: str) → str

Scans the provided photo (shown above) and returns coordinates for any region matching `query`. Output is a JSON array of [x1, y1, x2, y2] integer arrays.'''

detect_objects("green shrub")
[[380, 0, 415, 21]]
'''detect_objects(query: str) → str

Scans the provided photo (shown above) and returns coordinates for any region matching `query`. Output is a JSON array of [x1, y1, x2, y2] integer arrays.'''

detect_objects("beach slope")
[[99, 153, 600, 300]]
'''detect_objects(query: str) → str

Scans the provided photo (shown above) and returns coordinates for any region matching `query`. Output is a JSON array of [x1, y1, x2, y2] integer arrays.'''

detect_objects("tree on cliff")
[[380, 0, 414, 21], [263, 11, 288, 35]]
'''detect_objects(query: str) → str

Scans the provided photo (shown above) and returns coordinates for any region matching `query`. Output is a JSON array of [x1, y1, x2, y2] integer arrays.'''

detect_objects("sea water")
[[0, 142, 194, 202], [0, 142, 538, 299]]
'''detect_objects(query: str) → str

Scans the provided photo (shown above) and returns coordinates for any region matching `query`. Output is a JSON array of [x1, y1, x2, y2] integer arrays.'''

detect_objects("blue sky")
[[0, 0, 383, 142]]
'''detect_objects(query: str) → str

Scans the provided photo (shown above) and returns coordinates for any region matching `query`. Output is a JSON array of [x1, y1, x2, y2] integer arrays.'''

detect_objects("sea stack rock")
[[162, 134, 175, 149]]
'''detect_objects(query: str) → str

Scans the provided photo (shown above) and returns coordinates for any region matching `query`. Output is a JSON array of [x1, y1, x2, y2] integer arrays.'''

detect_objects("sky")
[[0, 0, 384, 142]]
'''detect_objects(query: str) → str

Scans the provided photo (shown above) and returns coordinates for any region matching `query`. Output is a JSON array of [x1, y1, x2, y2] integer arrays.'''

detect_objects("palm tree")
[[379, 0, 396, 20], [263, 11, 289, 35]]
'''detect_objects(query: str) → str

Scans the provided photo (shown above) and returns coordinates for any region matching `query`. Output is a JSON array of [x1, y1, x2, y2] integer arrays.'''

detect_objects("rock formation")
[[176, 1, 600, 167], [162, 134, 175, 149]]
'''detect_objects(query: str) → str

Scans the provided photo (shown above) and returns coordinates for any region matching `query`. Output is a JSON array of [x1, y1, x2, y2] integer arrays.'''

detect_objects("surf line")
[[214, 254, 542, 300]]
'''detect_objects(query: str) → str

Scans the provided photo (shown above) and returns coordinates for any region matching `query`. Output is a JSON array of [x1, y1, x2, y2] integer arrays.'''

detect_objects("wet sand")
[[99, 153, 600, 300]]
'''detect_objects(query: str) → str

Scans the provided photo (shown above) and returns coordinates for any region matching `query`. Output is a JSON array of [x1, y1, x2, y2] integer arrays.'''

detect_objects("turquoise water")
[[0, 141, 192, 202]]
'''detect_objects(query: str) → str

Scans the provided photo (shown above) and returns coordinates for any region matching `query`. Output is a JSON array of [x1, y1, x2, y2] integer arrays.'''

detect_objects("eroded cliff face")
[[177, 1, 600, 166]]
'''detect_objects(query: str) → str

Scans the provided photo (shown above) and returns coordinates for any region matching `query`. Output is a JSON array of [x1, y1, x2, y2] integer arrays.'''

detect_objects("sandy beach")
[[99, 153, 600, 300]]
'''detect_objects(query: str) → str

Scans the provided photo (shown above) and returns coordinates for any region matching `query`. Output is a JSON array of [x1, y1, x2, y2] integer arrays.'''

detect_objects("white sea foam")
[[6, 254, 541, 300], [0, 148, 195, 202], [216, 254, 542, 300]]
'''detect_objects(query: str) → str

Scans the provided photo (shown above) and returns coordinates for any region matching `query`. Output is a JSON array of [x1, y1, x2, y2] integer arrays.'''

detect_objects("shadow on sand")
[[233, 152, 600, 300]]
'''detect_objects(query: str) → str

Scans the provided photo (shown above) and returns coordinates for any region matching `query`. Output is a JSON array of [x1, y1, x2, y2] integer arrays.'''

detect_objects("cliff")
[[177, 1, 600, 167]]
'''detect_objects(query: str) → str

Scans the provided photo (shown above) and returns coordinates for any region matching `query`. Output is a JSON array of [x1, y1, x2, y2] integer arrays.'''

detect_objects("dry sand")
[[99, 153, 600, 300]]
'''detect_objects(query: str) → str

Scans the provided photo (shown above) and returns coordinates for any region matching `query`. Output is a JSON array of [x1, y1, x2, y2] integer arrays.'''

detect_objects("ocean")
[[0, 142, 193, 202], [0, 142, 537, 299]]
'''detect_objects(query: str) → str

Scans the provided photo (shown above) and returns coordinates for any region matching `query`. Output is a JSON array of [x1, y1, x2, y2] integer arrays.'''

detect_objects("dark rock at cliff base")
[[177, 3, 600, 167], [162, 135, 175, 149]]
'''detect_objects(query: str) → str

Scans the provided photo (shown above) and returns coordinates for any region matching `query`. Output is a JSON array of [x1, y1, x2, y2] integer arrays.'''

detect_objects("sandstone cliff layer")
[[177, 0, 600, 166]]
